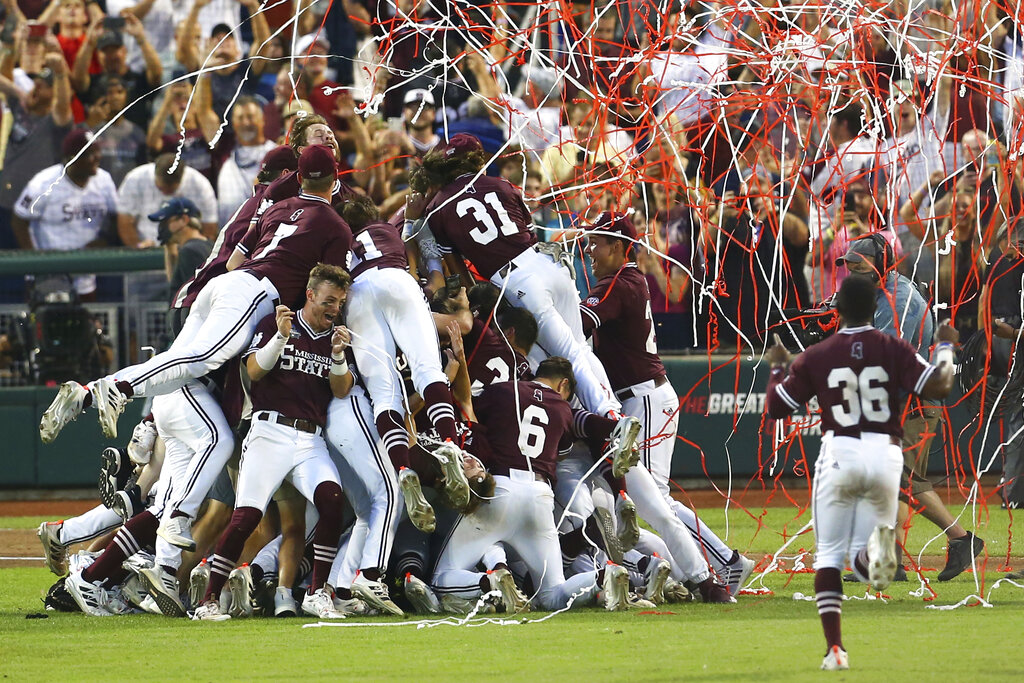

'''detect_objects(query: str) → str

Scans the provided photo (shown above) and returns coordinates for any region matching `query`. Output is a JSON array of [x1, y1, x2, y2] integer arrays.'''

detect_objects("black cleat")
[[937, 532, 985, 582]]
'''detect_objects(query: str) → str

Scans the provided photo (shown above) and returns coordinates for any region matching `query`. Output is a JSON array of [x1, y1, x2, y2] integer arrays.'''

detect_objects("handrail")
[[0, 248, 164, 276]]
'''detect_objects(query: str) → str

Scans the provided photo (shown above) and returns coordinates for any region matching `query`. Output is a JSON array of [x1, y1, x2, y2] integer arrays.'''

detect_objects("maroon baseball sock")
[[376, 410, 411, 470], [815, 568, 844, 652], [422, 382, 458, 441], [81, 510, 159, 586], [204, 506, 262, 602], [571, 408, 615, 442], [408, 444, 441, 486], [310, 481, 343, 593]]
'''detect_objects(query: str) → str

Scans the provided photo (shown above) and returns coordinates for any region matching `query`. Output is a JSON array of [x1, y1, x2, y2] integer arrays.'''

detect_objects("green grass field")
[[2, 506, 1023, 682]]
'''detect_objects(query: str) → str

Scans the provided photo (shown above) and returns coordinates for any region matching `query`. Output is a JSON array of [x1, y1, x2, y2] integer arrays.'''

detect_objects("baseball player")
[[582, 212, 755, 594], [431, 358, 638, 612], [193, 264, 354, 621], [339, 196, 469, 531], [765, 275, 957, 671], [39, 145, 351, 442], [406, 133, 621, 418]]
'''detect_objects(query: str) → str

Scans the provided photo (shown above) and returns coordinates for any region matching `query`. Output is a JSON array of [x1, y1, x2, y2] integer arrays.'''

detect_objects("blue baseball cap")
[[148, 197, 201, 222]]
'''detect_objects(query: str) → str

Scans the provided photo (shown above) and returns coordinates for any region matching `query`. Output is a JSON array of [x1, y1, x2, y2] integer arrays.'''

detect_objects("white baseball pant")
[[433, 472, 599, 611], [622, 379, 735, 571], [491, 248, 619, 416], [149, 381, 235, 570], [812, 432, 902, 570], [345, 268, 448, 416], [113, 270, 278, 397], [59, 505, 123, 545]]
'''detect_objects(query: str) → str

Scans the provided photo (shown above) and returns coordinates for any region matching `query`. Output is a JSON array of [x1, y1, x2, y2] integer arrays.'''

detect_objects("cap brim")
[[836, 252, 867, 266]]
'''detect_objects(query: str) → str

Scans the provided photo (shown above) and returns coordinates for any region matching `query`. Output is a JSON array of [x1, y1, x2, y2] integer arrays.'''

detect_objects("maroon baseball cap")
[[261, 145, 298, 175], [298, 144, 336, 180], [437, 133, 484, 158], [587, 212, 638, 242], [62, 128, 95, 158]]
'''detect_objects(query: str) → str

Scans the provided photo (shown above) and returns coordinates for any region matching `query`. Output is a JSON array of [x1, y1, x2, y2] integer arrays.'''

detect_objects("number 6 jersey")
[[766, 325, 936, 439]]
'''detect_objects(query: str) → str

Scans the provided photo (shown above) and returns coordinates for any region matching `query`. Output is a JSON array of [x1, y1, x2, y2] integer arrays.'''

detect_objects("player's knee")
[[313, 481, 343, 525], [228, 506, 263, 540]]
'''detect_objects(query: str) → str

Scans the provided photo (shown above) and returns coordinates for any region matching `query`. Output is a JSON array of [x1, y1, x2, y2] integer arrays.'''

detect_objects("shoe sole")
[[352, 583, 404, 617], [40, 382, 83, 444], [593, 507, 624, 564], [727, 556, 756, 597], [228, 572, 253, 618], [610, 417, 642, 477], [94, 379, 123, 440], [435, 445, 470, 509], [869, 526, 898, 591], [404, 580, 441, 614], [493, 570, 531, 614], [111, 491, 132, 520], [644, 560, 671, 604], [189, 569, 210, 608], [605, 567, 630, 611], [98, 449, 120, 510], [157, 525, 198, 552], [140, 568, 186, 617], [37, 523, 67, 576], [400, 473, 436, 533], [616, 496, 640, 551], [274, 605, 297, 617]]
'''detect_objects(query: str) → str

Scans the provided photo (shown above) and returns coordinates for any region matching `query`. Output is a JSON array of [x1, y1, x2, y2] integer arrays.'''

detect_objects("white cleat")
[[274, 585, 297, 617], [721, 553, 756, 597], [302, 588, 347, 619], [602, 563, 630, 612], [439, 593, 497, 615], [404, 574, 441, 614], [140, 566, 186, 617], [399, 468, 435, 533], [127, 420, 157, 465], [138, 594, 162, 615], [607, 416, 641, 477], [119, 573, 149, 610], [331, 595, 368, 616], [433, 441, 470, 510], [93, 378, 128, 440], [615, 491, 640, 551], [157, 515, 196, 552], [65, 570, 112, 616], [821, 645, 849, 671], [189, 560, 211, 608], [593, 506, 623, 564], [867, 525, 898, 591], [663, 579, 692, 603], [39, 381, 88, 444], [192, 599, 231, 621], [352, 572, 404, 617], [37, 521, 68, 576], [227, 565, 254, 618], [488, 567, 531, 614], [643, 555, 672, 605]]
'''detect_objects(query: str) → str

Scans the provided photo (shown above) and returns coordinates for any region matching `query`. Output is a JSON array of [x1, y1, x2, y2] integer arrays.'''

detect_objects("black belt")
[[615, 374, 669, 401], [255, 411, 321, 435], [496, 246, 539, 279]]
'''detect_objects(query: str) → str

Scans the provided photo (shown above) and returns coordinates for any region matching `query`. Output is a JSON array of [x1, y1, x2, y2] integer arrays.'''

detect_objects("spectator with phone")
[[83, 73, 145, 186], [71, 12, 161, 129], [146, 78, 222, 186]]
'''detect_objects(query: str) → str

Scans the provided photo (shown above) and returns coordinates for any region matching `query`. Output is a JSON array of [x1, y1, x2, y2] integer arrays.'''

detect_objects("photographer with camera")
[[837, 234, 984, 582]]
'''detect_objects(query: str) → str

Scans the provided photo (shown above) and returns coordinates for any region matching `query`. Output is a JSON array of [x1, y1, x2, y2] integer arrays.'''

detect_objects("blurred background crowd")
[[0, 0, 1021, 362]]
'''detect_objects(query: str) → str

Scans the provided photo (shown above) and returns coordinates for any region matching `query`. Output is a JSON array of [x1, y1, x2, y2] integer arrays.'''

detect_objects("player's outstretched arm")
[[919, 322, 958, 401]]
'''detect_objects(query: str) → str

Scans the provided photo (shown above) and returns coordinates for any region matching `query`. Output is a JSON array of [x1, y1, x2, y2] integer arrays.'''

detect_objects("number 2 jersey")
[[425, 174, 536, 279], [766, 325, 936, 439]]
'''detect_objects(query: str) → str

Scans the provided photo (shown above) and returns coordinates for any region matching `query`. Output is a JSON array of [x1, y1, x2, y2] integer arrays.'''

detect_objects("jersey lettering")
[[253, 223, 298, 260]]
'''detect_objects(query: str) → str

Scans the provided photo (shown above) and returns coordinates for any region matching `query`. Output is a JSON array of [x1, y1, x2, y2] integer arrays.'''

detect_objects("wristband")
[[332, 351, 346, 362], [933, 342, 954, 366], [331, 358, 350, 376], [254, 332, 288, 372]]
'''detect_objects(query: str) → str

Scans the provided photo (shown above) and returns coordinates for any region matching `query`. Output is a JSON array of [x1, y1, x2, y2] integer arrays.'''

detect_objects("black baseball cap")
[[148, 197, 201, 222], [97, 31, 124, 50]]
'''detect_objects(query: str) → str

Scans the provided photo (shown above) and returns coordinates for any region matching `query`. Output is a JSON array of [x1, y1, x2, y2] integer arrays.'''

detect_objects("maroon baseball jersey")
[[472, 380, 574, 484], [261, 170, 355, 211], [243, 309, 335, 427], [350, 221, 409, 279], [238, 194, 352, 308], [464, 317, 532, 392], [581, 264, 666, 391], [425, 175, 536, 279], [766, 325, 936, 439], [173, 184, 270, 311]]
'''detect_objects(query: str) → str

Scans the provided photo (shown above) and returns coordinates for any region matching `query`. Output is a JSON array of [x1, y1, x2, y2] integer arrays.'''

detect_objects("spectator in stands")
[[117, 153, 217, 248], [11, 128, 116, 300], [217, 95, 276, 225], [84, 74, 145, 186], [402, 88, 439, 156], [47, 0, 97, 121], [295, 32, 340, 127], [0, 54, 73, 250], [177, 0, 271, 118], [263, 65, 310, 142], [151, 196, 211, 299], [71, 14, 161, 129], [105, 0, 177, 72], [146, 78, 221, 185]]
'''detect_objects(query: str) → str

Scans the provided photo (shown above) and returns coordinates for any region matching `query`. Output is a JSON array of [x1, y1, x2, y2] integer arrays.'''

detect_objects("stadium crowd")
[[1, 0, 1021, 670]]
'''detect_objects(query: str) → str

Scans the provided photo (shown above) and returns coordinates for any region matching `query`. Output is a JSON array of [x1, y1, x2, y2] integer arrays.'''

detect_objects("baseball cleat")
[[98, 448, 126, 510], [274, 585, 297, 617], [37, 521, 68, 576], [697, 577, 736, 604], [593, 507, 624, 564], [938, 532, 985, 582], [399, 468, 436, 533], [615, 491, 640, 551], [93, 378, 128, 440], [39, 381, 88, 444], [189, 560, 211, 608], [867, 525, 898, 591], [663, 579, 692, 603], [721, 553, 756, 597], [139, 594, 162, 614], [643, 555, 672, 605], [65, 570, 112, 617], [103, 585, 135, 615], [352, 572, 404, 617], [404, 573, 441, 614], [157, 515, 196, 552], [627, 593, 658, 610], [602, 563, 630, 611], [252, 575, 277, 616], [227, 564, 254, 618], [607, 416, 642, 477], [487, 567, 531, 614], [331, 594, 368, 616], [438, 593, 497, 615], [119, 573, 149, 610], [111, 485, 144, 520], [821, 645, 849, 671], [192, 599, 231, 621], [127, 420, 157, 465], [433, 440, 470, 510], [140, 566, 186, 617], [302, 588, 347, 619]]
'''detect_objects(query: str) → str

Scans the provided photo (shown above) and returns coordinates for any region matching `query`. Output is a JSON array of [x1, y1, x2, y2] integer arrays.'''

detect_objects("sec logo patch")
[[585, 297, 599, 306]]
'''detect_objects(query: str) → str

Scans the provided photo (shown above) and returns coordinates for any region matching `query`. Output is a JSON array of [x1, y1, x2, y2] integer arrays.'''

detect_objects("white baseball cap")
[[403, 88, 435, 106], [295, 33, 329, 54]]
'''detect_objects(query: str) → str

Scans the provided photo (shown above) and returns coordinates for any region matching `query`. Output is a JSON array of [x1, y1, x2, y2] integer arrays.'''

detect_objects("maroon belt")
[[256, 411, 321, 435], [615, 374, 669, 401]]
